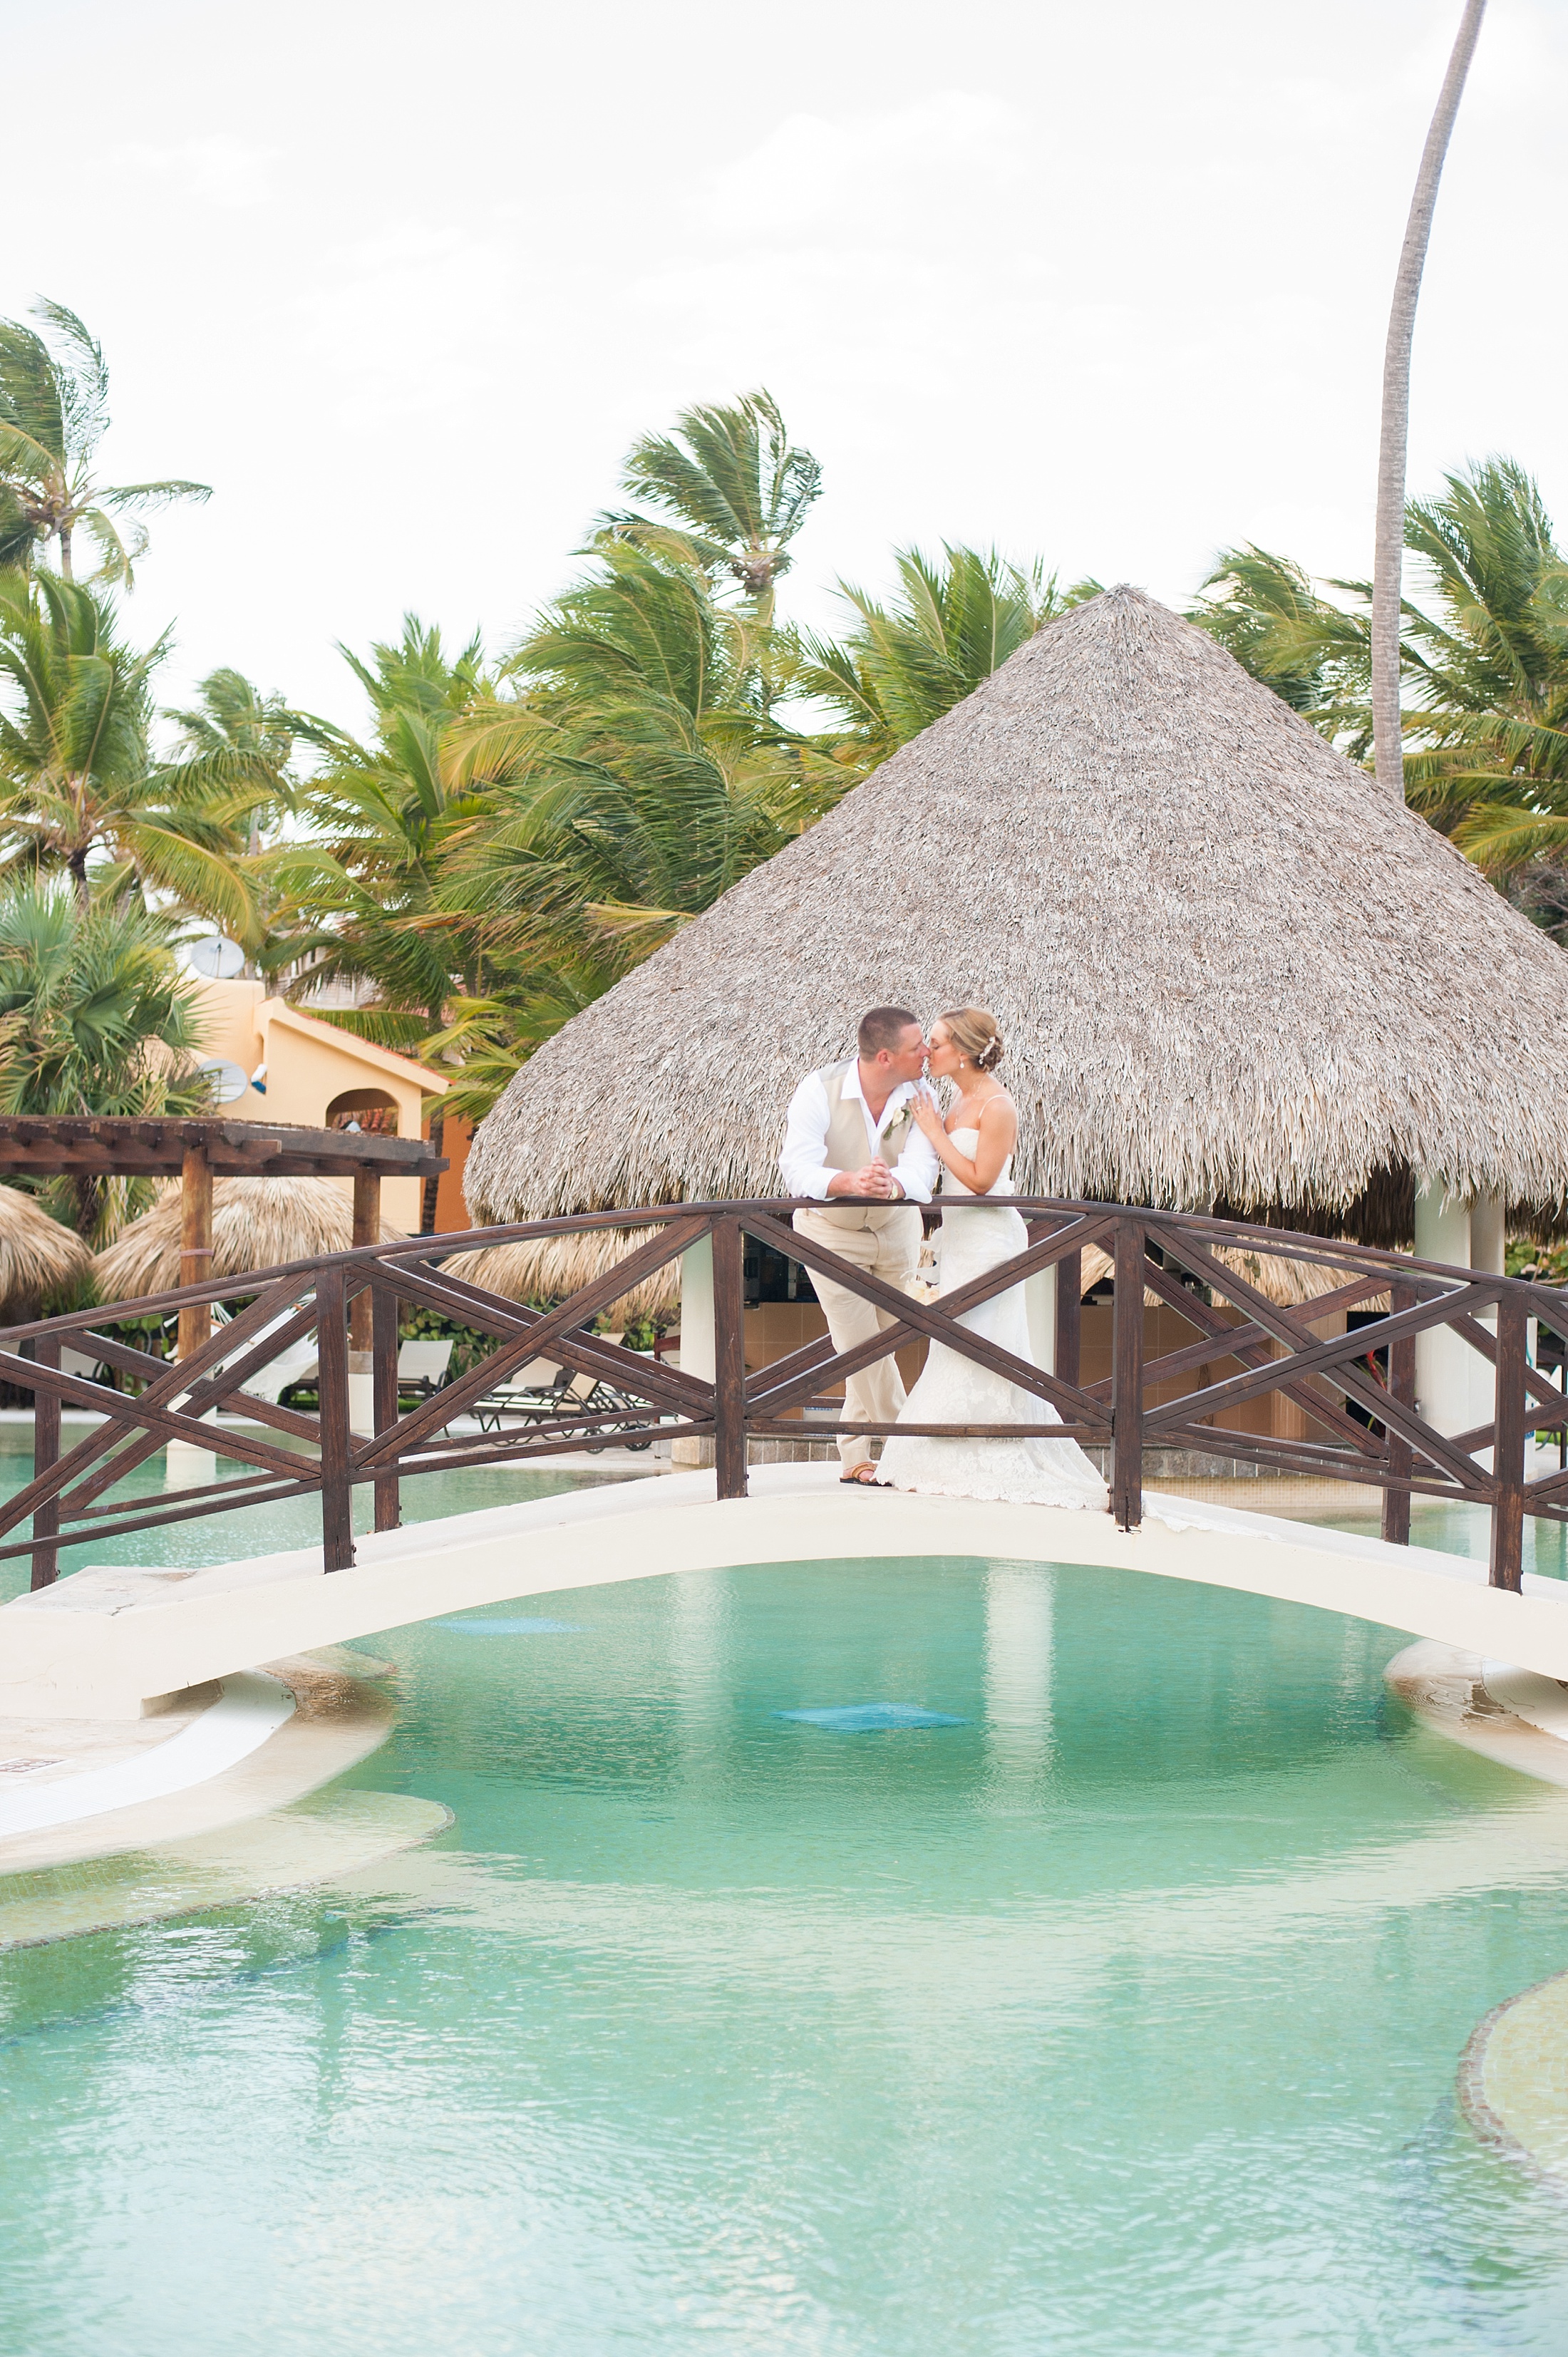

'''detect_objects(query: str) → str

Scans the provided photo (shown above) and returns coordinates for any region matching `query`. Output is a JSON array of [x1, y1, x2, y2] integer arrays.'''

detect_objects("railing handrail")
[[4, 1194, 1562, 1348], [2, 1195, 1561, 1600]]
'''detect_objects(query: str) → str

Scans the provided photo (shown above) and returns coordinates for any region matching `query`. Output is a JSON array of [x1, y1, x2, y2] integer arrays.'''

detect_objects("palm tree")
[[0, 877, 211, 1242], [262, 614, 503, 1230], [267, 615, 494, 1031], [1190, 546, 1372, 755], [1191, 460, 1568, 929], [165, 669, 300, 837], [0, 570, 264, 934], [0, 299, 209, 584], [604, 390, 822, 624], [443, 535, 847, 978], [162, 668, 305, 968], [1371, 0, 1487, 795], [1396, 461, 1568, 872], [794, 545, 1100, 769], [421, 968, 618, 1125]]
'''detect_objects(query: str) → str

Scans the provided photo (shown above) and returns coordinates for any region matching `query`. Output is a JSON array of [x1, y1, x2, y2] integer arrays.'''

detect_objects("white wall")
[[679, 1234, 716, 1383], [1023, 1267, 1056, 1374], [1413, 1187, 1504, 1441]]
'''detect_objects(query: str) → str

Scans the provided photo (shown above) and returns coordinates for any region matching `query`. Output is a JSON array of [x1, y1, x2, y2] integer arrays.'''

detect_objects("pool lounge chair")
[[473, 1358, 657, 1450], [397, 1339, 454, 1402]]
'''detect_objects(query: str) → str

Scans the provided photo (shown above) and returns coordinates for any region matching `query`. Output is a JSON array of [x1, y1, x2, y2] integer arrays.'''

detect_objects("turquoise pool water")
[[0, 1423, 633, 1600], [4, 1548, 1568, 2353], [1324, 1490, 1568, 1578]]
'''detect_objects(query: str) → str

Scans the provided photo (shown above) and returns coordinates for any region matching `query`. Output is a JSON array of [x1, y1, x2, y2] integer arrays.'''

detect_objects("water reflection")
[[981, 1563, 1054, 1806]]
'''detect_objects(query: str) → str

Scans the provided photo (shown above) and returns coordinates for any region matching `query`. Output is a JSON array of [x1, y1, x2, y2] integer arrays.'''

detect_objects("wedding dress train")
[[875, 1130, 1109, 1510]]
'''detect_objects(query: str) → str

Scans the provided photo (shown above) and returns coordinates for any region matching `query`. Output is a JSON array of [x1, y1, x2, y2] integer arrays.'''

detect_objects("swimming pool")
[[3, 1547, 1568, 2353]]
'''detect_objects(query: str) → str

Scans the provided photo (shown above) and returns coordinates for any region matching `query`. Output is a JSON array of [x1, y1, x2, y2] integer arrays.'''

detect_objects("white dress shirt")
[[779, 1063, 941, 1203]]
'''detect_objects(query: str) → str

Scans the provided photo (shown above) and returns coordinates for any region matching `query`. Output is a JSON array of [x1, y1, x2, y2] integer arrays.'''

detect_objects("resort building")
[[186, 975, 448, 1234]]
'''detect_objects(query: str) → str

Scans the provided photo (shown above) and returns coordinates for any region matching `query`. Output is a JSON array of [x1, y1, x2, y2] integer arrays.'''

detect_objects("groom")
[[779, 1007, 939, 1482]]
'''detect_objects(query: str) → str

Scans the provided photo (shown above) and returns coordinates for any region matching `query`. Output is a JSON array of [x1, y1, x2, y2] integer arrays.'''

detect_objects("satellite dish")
[[195, 1057, 251, 1106], [188, 936, 244, 980]]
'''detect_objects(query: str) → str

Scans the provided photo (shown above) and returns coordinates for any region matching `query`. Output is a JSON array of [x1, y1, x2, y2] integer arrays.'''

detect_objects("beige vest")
[[812, 1059, 917, 1232]]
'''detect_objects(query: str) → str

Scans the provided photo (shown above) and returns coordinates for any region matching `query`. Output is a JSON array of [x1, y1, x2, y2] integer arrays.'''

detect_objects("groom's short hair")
[[857, 1005, 920, 1056]]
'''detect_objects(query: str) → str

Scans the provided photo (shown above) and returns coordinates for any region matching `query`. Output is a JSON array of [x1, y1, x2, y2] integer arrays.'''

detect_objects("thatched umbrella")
[[94, 1176, 405, 1302], [1080, 1242, 1388, 1314], [0, 1186, 94, 1321], [465, 584, 1568, 1273], [442, 1234, 679, 1329]]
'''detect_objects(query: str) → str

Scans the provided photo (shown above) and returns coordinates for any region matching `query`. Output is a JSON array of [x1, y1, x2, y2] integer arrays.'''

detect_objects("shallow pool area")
[[4, 1549, 1568, 2352]]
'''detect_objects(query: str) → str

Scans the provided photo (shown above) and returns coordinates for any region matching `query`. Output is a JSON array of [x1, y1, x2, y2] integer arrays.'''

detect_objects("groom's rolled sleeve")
[[780, 1071, 837, 1200]]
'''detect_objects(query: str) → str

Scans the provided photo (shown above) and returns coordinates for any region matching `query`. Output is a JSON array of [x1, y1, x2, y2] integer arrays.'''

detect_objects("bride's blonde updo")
[[942, 1006, 1004, 1073]]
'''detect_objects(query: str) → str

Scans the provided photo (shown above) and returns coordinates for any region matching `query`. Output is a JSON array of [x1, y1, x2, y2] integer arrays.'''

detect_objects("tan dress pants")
[[793, 1205, 922, 1470]]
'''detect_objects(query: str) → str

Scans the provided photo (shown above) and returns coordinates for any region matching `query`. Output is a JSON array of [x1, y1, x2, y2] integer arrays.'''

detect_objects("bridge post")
[[1110, 1219, 1144, 1530], [176, 1143, 213, 1364], [316, 1264, 356, 1571], [372, 1279, 401, 1532], [1382, 1281, 1415, 1545], [1490, 1291, 1527, 1593], [1055, 1243, 1080, 1388], [30, 1333, 59, 1590], [711, 1217, 748, 1500], [349, 1171, 380, 1353]]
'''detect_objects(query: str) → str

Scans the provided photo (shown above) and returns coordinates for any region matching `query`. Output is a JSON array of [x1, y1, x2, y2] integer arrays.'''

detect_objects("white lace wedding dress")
[[876, 1130, 1109, 1509]]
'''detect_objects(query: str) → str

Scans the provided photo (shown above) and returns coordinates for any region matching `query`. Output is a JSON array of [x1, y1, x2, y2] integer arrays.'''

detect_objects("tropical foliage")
[[0, 879, 211, 1242], [382, 531, 842, 1116], [605, 388, 821, 616], [1190, 458, 1568, 934], [264, 615, 494, 1031], [0, 300, 208, 582], [1188, 545, 1372, 749], [0, 569, 272, 934], [796, 545, 1101, 768]]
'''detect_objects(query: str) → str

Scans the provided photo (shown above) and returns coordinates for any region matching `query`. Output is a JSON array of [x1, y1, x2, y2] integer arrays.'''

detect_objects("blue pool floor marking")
[[435, 1618, 589, 1634], [773, 1703, 968, 1732]]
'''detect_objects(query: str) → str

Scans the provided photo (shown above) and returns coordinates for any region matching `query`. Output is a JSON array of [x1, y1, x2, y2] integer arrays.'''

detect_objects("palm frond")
[[29, 299, 108, 462], [614, 389, 822, 604]]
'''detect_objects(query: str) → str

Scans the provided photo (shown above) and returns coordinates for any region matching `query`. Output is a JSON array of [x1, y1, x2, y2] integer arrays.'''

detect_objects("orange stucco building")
[[188, 979, 448, 1233]]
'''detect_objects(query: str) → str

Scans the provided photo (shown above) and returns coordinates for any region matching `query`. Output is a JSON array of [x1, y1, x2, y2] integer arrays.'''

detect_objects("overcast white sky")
[[5, 0, 1562, 728]]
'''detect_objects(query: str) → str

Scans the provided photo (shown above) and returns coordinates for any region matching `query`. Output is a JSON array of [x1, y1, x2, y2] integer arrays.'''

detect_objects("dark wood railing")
[[1, 1199, 1564, 1597]]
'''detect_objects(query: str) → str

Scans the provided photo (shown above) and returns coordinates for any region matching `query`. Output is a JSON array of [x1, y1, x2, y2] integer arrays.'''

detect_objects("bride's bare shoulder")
[[978, 1088, 1018, 1126]]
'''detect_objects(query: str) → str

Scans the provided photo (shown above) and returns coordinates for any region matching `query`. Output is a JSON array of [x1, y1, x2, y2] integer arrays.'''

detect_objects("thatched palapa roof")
[[0, 1187, 94, 1320], [465, 584, 1568, 1248], [94, 1176, 405, 1302]]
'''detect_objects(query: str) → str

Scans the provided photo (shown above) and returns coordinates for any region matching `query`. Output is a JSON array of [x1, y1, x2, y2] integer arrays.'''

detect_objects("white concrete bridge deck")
[[6, 1462, 1568, 1722]]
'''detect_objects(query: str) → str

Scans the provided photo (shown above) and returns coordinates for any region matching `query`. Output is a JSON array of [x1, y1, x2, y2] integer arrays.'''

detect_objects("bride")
[[873, 1009, 1108, 1510]]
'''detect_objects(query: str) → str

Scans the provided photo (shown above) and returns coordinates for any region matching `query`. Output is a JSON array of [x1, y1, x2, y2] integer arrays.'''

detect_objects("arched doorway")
[[326, 1089, 400, 1135]]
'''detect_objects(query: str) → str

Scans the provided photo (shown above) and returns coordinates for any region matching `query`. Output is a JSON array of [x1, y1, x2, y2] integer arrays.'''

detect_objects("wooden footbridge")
[[4, 1199, 1568, 1717]]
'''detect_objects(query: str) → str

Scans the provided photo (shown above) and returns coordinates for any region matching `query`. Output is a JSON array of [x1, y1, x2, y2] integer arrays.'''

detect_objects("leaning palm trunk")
[[1371, 0, 1487, 796]]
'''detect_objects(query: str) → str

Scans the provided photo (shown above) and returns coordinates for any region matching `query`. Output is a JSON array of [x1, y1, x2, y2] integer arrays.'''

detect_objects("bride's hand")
[[909, 1090, 947, 1144]]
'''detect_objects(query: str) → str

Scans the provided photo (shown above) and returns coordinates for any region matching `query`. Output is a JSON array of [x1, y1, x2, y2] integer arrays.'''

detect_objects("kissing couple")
[[778, 1004, 1108, 1510]]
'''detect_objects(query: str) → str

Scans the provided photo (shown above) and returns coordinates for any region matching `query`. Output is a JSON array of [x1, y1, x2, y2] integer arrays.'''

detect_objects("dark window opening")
[[743, 1241, 818, 1306]]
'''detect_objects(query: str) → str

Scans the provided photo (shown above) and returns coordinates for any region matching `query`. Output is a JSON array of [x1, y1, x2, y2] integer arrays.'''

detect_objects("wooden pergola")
[[0, 1117, 447, 1356]]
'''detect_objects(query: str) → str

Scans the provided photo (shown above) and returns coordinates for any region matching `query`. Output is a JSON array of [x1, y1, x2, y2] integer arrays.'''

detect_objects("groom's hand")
[[826, 1162, 898, 1199]]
